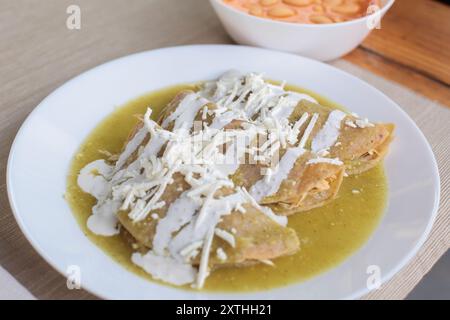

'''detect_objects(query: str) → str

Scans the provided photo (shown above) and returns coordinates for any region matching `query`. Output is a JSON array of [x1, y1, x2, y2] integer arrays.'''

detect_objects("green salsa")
[[66, 83, 387, 292]]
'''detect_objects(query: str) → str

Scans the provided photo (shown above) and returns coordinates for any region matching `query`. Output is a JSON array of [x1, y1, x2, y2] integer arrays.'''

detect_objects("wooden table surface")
[[0, 0, 448, 300], [346, 0, 450, 106]]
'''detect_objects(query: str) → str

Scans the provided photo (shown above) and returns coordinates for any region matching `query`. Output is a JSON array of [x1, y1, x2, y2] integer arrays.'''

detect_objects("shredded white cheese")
[[214, 228, 236, 248], [298, 113, 319, 149], [77, 71, 372, 289], [250, 146, 305, 202], [216, 248, 227, 261], [311, 110, 347, 153], [307, 158, 343, 166], [259, 259, 275, 267]]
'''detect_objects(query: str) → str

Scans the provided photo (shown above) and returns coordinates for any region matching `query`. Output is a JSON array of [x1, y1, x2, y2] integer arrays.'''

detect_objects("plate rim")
[[6, 44, 441, 300]]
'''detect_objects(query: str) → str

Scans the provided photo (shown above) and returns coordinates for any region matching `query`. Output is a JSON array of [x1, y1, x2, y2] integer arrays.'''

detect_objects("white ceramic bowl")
[[209, 0, 395, 61], [7, 45, 439, 299]]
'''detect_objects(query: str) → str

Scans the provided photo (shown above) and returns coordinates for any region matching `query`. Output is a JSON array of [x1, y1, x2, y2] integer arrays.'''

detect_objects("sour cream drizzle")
[[77, 71, 374, 288], [250, 146, 305, 202], [311, 110, 347, 153]]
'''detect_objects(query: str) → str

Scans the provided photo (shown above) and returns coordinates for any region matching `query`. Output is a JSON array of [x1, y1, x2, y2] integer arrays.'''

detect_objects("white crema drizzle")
[[76, 71, 372, 288]]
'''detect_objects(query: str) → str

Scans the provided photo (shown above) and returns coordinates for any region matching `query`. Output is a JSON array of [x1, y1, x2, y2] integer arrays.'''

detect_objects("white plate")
[[7, 45, 440, 300]]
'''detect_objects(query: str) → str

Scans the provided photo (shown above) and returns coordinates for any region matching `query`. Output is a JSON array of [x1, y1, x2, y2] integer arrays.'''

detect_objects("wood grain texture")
[[345, 48, 450, 107], [0, 0, 448, 300], [360, 0, 450, 85]]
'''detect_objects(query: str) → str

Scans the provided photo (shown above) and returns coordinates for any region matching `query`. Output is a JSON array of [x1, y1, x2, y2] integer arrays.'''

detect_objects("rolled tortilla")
[[157, 93, 347, 216], [115, 129, 300, 269], [289, 100, 394, 175]]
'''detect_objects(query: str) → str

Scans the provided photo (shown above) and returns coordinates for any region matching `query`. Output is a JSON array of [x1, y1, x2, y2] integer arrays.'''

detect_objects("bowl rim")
[[210, 0, 396, 28]]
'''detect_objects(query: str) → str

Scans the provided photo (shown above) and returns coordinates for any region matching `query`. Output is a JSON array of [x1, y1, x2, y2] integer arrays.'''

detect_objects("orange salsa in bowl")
[[223, 0, 381, 24]]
